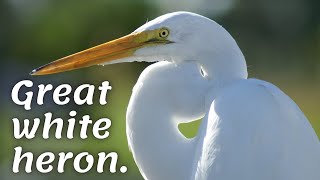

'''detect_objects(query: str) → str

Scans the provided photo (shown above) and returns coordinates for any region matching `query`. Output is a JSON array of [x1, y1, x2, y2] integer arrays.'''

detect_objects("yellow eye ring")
[[159, 28, 169, 38]]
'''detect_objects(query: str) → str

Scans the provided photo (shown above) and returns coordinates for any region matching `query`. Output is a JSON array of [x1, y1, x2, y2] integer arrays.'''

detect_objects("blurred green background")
[[1, 0, 319, 179]]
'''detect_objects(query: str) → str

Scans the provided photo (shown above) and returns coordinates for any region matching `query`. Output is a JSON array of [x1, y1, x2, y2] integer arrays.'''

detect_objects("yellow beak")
[[31, 30, 170, 75]]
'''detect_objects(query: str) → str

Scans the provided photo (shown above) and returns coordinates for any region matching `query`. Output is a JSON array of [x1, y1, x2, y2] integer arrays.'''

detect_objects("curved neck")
[[199, 47, 248, 83], [127, 92, 196, 180], [193, 25, 248, 82]]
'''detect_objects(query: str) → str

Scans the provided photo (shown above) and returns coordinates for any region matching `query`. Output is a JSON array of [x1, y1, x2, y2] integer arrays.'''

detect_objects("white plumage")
[[32, 11, 320, 180], [125, 12, 320, 180], [194, 79, 320, 180]]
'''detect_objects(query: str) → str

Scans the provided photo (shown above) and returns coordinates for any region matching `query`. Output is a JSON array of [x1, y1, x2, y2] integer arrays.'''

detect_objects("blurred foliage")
[[0, 0, 319, 180]]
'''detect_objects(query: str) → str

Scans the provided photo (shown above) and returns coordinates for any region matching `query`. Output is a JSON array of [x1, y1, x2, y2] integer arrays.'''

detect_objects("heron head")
[[31, 11, 243, 76]]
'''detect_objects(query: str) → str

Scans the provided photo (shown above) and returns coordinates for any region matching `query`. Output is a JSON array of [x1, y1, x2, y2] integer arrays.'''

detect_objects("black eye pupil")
[[160, 30, 168, 37]]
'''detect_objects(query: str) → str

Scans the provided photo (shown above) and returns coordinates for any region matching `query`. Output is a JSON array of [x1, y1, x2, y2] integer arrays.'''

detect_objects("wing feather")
[[194, 79, 320, 180]]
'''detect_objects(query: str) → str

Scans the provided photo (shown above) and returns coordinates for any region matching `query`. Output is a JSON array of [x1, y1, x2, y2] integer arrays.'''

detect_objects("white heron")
[[31, 12, 320, 180]]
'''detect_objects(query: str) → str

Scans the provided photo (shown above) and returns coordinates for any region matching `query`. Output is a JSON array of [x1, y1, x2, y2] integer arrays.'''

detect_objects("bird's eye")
[[159, 28, 169, 38]]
